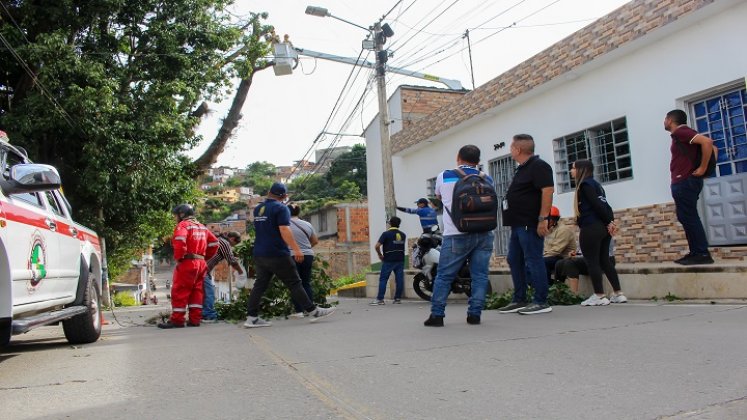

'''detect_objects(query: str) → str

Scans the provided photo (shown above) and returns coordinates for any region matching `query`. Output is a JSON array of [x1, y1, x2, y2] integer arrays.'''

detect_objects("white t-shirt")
[[435, 165, 494, 236]]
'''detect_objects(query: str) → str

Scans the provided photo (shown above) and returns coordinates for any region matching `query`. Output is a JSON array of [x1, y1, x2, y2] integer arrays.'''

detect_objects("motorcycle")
[[411, 230, 492, 301]]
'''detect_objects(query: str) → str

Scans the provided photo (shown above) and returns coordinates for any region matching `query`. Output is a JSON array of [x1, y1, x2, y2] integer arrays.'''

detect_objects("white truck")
[[0, 132, 104, 348]]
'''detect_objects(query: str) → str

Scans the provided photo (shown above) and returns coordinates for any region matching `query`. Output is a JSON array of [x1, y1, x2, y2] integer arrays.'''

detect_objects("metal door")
[[691, 87, 747, 245], [489, 155, 516, 255]]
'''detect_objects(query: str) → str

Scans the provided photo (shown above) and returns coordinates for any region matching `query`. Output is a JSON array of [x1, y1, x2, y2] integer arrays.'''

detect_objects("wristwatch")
[[538, 216, 549, 221]]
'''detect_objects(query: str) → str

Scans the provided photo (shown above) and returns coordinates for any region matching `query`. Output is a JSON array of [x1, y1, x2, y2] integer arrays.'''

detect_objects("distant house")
[[304, 202, 370, 279], [366, 0, 747, 264]]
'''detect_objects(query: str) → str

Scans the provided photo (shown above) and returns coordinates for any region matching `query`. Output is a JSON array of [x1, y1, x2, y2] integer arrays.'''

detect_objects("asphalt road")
[[2, 290, 746, 419]]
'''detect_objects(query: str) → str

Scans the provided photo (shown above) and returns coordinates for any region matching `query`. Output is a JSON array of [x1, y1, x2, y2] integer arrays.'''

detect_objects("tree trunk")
[[193, 62, 273, 172]]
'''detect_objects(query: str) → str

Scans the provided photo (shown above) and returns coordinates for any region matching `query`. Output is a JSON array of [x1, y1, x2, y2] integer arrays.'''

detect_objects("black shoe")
[[498, 302, 528, 313], [187, 322, 200, 327], [466, 314, 480, 325], [157, 321, 185, 329], [674, 254, 693, 264], [678, 254, 714, 265], [424, 315, 444, 327]]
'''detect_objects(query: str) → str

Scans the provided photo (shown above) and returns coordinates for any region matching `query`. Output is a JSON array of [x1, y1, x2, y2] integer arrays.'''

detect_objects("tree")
[[326, 144, 367, 196], [0, 1, 273, 277]]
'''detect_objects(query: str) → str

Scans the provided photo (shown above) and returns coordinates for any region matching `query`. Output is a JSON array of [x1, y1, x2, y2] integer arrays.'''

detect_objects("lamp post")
[[305, 6, 397, 221]]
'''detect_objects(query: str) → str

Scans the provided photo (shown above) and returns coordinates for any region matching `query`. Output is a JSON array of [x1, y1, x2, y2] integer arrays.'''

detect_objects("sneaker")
[[288, 312, 306, 319], [466, 314, 480, 325], [392, 299, 402, 304], [673, 254, 692, 264], [243, 317, 272, 328], [157, 321, 185, 329], [309, 306, 336, 323], [423, 315, 444, 327], [201, 318, 218, 324], [581, 294, 610, 306], [609, 293, 628, 304], [369, 300, 385, 306], [677, 254, 714, 265], [498, 302, 528, 313], [518, 303, 553, 315]]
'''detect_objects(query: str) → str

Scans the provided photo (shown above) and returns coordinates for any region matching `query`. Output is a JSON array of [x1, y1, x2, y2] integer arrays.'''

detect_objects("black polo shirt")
[[502, 155, 554, 227], [377, 228, 406, 262]]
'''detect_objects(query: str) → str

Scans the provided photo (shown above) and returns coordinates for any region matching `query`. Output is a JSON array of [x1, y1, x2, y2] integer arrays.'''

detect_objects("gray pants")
[[246, 256, 316, 317]]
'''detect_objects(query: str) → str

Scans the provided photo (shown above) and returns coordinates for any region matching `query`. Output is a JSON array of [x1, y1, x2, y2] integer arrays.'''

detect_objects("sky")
[[188, 0, 632, 169]]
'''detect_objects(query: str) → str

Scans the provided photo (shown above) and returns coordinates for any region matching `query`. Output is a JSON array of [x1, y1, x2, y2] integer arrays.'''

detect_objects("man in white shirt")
[[424, 145, 495, 327]]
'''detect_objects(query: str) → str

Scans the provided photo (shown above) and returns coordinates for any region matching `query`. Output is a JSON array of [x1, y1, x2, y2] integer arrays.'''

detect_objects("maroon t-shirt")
[[669, 125, 699, 184]]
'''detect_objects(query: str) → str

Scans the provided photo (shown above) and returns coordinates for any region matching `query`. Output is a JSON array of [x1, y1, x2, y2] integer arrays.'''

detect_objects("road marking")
[[249, 334, 379, 420]]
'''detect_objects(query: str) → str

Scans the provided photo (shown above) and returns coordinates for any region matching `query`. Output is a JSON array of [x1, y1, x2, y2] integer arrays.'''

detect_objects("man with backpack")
[[498, 134, 555, 315], [424, 145, 497, 327], [665, 109, 716, 265]]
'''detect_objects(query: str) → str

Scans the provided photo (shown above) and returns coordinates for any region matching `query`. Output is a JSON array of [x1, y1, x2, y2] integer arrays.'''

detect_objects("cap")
[[549, 206, 561, 218], [269, 182, 287, 196], [416, 198, 429, 205]]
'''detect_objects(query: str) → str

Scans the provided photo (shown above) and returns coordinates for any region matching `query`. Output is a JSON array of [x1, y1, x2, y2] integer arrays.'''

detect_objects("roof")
[[391, 0, 718, 154]]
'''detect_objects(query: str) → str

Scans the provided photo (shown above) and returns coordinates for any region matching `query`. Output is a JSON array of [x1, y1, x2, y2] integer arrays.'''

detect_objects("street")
[[2, 263, 747, 420]]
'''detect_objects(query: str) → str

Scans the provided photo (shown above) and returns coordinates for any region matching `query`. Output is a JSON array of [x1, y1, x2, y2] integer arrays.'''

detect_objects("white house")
[[366, 0, 747, 264]]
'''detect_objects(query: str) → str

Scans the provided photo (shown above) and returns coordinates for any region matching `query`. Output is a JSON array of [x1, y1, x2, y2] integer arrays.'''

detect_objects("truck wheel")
[[0, 318, 10, 349], [62, 266, 102, 345]]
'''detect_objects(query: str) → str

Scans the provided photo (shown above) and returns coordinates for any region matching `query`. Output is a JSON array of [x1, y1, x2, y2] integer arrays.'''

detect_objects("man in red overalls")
[[158, 204, 218, 329]]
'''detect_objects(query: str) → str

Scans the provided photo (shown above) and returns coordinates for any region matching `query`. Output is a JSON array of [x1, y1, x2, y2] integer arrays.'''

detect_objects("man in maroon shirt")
[[664, 109, 715, 265]]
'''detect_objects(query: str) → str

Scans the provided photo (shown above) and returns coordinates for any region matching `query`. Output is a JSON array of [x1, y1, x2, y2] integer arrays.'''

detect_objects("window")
[[426, 177, 436, 198], [488, 156, 516, 256], [553, 117, 633, 192], [691, 87, 747, 176], [318, 211, 328, 232], [1, 147, 42, 207], [44, 191, 64, 217]]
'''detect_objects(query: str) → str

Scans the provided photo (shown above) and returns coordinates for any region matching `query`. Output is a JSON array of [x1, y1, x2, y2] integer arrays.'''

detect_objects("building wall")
[[366, 86, 466, 262], [368, 1, 747, 263]]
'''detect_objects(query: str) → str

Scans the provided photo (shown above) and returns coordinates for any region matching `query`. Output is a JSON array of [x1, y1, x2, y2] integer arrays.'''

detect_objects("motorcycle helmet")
[[172, 203, 195, 220], [549, 206, 561, 220]]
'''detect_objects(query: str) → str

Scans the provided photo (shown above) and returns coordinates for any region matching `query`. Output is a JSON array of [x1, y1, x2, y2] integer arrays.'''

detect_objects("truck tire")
[[62, 263, 102, 345], [0, 317, 10, 349]]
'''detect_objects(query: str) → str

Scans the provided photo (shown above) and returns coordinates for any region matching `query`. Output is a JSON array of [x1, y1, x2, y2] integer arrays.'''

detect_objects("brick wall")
[[400, 88, 466, 131], [336, 205, 370, 243], [487, 201, 747, 268], [315, 238, 371, 280]]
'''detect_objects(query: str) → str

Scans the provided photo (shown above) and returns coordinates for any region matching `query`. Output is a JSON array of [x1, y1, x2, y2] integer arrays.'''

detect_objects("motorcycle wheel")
[[412, 273, 433, 302], [461, 279, 493, 298]]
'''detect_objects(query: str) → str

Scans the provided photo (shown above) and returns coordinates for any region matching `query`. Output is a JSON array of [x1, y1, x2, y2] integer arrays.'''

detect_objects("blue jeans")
[[202, 272, 217, 320], [671, 177, 709, 255], [430, 231, 494, 317], [377, 261, 405, 300], [507, 226, 548, 304]]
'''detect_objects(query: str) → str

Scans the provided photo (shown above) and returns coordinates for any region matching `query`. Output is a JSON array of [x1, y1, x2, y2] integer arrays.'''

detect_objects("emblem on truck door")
[[28, 231, 47, 289]]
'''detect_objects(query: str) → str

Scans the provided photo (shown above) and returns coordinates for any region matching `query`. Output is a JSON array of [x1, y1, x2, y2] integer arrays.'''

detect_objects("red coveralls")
[[170, 218, 218, 325]]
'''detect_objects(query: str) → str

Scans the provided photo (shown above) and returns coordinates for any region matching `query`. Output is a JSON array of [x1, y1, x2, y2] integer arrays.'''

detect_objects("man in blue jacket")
[[397, 198, 438, 233]]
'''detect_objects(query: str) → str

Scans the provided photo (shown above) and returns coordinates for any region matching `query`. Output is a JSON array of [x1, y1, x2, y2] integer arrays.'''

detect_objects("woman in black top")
[[572, 160, 627, 306]]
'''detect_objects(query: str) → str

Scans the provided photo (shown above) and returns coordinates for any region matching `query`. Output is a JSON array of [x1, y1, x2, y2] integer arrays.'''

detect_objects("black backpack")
[[445, 168, 498, 232], [675, 140, 717, 178]]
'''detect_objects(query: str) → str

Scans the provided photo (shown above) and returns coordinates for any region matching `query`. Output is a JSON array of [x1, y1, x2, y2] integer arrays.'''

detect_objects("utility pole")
[[374, 21, 397, 221], [464, 29, 476, 90]]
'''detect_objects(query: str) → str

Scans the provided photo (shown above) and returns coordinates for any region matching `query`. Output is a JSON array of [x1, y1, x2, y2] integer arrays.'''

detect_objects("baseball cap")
[[269, 182, 287, 196], [416, 198, 429, 205]]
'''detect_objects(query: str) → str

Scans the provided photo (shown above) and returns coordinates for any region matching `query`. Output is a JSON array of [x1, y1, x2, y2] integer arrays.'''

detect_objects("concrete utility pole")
[[374, 22, 397, 221]]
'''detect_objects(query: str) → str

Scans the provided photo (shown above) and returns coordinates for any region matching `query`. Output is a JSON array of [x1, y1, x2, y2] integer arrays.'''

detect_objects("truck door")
[[2, 150, 64, 310], [43, 190, 80, 287]]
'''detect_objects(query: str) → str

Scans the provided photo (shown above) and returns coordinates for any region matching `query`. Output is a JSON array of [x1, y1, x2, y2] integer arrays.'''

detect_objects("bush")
[[113, 292, 138, 307], [333, 271, 366, 288], [215, 255, 337, 321], [485, 282, 584, 309]]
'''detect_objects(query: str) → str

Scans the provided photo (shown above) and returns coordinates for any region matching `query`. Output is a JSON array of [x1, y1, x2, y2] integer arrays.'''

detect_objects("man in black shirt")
[[371, 217, 407, 305], [498, 134, 555, 315]]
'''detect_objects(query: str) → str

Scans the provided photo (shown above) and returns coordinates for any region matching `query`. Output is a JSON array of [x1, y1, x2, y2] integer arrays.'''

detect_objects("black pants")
[[544, 256, 563, 285], [292, 255, 315, 312], [555, 256, 616, 281], [247, 256, 316, 317], [579, 222, 621, 294]]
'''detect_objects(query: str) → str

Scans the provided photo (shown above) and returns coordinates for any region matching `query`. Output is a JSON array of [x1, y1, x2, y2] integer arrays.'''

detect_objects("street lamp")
[[305, 5, 397, 221]]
